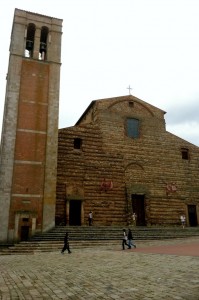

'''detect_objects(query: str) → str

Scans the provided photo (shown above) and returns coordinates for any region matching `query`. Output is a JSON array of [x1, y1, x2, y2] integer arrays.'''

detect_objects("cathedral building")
[[56, 95, 199, 227], [0, 9, 198, 244]]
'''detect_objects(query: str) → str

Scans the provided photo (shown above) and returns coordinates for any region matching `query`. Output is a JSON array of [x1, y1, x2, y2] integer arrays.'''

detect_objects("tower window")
[[181, 148, 189, 160], [74, 138, 82, 149], [39, 26, 49, 60], [126, 118, 139, 138], [25, 23, 36, 58]]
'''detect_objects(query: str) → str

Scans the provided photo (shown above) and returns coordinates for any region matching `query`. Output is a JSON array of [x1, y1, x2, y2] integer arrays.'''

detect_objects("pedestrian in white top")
[[88, 211, 93, 226], [180, 215, 186, 229]]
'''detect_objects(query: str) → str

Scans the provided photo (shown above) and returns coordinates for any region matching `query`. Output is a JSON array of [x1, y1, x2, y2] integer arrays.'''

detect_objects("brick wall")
[[9, 60, 49, 232]]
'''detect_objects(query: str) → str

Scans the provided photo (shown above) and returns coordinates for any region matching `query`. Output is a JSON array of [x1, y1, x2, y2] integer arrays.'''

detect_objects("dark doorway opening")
[[21, 226, 29, 241], [188, 205, 198, 226], [69, 200, 81, 225], [131, 194, 146, 226]]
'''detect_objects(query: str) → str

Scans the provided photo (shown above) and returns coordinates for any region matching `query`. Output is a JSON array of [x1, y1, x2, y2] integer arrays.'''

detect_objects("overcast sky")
[[0, 0, 199, 146]]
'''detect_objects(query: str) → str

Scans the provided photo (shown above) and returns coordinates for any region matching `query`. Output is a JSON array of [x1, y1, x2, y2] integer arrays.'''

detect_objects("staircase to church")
[[0, 226, 199, 255]]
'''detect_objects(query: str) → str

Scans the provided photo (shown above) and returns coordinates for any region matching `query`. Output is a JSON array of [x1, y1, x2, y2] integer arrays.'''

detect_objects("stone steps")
[[0, 240, 119, 255], [0, 226, 198, 255], [30, 226, 199, 242]]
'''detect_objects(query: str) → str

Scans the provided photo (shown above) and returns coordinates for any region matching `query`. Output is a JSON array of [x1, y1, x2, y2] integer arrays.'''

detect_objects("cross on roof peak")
[[127, 85, 132, 95]]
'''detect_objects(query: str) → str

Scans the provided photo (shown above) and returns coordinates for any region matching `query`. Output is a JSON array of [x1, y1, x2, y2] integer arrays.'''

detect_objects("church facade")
[[56, 95, 199, 227]]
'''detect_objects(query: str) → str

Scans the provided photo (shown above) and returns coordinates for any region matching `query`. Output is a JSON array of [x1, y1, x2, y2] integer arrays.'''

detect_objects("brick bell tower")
[[0, 9, 63, 243]]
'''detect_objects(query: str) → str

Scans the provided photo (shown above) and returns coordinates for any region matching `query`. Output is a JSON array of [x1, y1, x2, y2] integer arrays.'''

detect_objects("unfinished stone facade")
[[56, 95, 199, 227]]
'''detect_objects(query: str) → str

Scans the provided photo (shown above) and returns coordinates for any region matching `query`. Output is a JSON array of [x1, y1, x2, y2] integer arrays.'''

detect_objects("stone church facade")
[[56, 95, 199, 227]]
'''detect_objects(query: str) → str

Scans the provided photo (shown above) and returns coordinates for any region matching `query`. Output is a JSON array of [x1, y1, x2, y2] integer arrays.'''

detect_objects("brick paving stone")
[[0, 237, 199, 300]]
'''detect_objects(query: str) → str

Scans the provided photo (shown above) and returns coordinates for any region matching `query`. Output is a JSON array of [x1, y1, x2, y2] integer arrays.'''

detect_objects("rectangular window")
[[74, 138, 82, 149], [128, 101, 134, 108], [181, 148, 189, 160], [22, 218, 29, 222], [127, 118, 139, 138]]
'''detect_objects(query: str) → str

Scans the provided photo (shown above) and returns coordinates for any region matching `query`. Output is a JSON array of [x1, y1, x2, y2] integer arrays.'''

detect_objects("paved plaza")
[[0, 237, 199, 300]]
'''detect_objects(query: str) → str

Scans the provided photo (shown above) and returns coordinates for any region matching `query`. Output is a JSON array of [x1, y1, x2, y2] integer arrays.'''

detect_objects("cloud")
[[166, 122, 199, 146], [165, 97, 199, 125], [165, 98, 199, 146]]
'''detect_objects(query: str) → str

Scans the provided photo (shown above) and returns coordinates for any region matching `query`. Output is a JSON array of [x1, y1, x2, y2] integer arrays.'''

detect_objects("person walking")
[[122, 229, 128, 250], [180, 215, 186, 229], [88, 211, 93, 226], [132, 213, 137, 226], [61, 232, 71, 254], [127, 228, 136, 249]]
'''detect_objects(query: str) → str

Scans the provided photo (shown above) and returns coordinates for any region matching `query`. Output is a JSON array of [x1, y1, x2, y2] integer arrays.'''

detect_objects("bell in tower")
[[26, 40, 34, 51]]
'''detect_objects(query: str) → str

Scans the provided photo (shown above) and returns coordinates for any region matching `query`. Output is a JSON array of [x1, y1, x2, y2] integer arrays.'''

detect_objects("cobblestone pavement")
[[0, 237, 199, 300]]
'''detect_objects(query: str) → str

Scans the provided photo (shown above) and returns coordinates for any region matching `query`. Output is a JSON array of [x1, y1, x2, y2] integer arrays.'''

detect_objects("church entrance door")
[[131, 194, 146, 226], [188, 205, 197, 226], [21, 226, 29, 241], [69, 200, 81, 225]]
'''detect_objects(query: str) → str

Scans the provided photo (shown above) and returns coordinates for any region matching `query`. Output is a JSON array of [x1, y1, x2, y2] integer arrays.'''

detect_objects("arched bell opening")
[[25, 23, 36, 58], [39, 26, 49, 60]]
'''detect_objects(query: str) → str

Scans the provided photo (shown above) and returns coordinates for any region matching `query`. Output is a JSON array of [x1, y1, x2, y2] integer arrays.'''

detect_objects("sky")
[[0, 0, 199, 146]]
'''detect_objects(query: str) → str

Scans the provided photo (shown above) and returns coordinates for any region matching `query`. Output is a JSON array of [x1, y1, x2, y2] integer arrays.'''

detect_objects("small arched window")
[[39, 26, 49, 60], [25, 23, 36, 58]]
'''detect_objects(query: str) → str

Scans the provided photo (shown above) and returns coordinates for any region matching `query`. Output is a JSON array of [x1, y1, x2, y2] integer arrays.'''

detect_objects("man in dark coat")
[[127, 228, 136, 249], [61, 232, 71, 254]]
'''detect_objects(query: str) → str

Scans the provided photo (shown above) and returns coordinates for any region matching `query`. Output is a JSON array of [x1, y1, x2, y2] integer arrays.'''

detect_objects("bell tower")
[[0, 9, 63, 242]]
